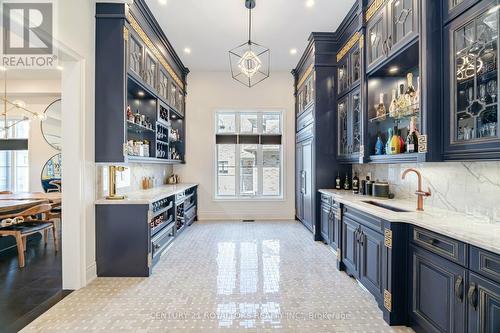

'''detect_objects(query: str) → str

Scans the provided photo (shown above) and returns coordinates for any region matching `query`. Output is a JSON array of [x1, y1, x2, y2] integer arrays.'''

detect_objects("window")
[[215, 111, 283, 199], [0, 120, 29, 192]]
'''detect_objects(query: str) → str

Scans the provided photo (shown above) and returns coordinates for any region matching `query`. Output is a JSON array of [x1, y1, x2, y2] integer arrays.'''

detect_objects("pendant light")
[[229, 0, 270, 88]]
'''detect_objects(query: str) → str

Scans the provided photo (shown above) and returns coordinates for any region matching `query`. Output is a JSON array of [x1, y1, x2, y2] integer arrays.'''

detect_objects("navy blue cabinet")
[[443, 0, 500, 160], [341, 216, 360, 278], [409, 244, 467, 333], [359, 225, 385, 301], [320, 201, 331, 244], [468, 272, 500, 333], [296, 138, 314, 233]]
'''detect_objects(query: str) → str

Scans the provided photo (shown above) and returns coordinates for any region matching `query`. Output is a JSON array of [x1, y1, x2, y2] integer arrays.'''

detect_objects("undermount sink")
[[362, 200, 411, 213]]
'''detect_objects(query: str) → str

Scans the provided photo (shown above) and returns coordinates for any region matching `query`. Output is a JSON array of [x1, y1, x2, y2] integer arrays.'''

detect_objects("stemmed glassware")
[[487, 80, 497, 103]]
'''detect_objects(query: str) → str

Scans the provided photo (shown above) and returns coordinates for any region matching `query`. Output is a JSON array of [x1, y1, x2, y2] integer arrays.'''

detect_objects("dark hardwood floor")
[[0, 229, 66, 332]]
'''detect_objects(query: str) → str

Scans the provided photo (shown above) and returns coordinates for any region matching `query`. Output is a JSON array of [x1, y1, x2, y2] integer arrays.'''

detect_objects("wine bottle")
[[386, 127, 393, 155], [126, 105, 134, 122], [389, 89, 398, 117], [335, 173, 341, 190], [405, 72, 416, 101], [406, 125, 416, 153], [398, 129, 406, 153], [343, 173, 350, 190], [390, 126, 401, 154], [410, 116, 419, 152], [412, 76, 420, 112], [352, 173, 359, 194], [376, 93, 386, 120], [397, 84, 408, 111], [375, 135, 384, 155]]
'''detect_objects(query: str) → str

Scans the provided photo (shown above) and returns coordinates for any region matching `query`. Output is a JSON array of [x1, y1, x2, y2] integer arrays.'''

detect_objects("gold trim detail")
[[123, 26, 129, 41], [337, 32, 360, 62], [384, 229, 393, 248], [418, 134, 428, 153], [336, 248, 341, 260], [127, 13, 184, 89], [383, 289, 392, 312], [359, 34, 364, 49], [365, 0, 385, 22], [297, 63, 314, 89]]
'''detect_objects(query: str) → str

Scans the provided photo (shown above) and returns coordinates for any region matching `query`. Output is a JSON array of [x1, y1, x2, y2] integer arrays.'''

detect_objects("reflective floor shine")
[[22, 221, 413, 332]]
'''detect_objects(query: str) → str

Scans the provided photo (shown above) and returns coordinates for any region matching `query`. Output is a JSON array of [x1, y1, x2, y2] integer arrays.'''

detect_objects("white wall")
[[174, 71, 295, 220]]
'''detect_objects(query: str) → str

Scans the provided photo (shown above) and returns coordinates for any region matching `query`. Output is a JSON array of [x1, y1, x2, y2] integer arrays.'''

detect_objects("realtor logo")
[[1, 1, 56, 68]]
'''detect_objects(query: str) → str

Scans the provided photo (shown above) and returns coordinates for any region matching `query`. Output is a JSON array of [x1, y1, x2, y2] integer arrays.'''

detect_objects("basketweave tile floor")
[[22, 220, 414, 333]]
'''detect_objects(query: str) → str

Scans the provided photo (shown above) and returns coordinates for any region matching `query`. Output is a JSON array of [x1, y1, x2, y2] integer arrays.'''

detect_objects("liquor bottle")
[[343, 173, 350, 190], [389, 89, 398, 117], [398, 129, 406, 153], [126, 105, 134, 122], [397, 84, 409, 111], [390, 126, 401, 154], [352, 173, 359, 194], [409, 116, 419, 152], [385, 127, 393, 155], [376, 93, 386, 120], [405, 72, 416, 101], [412, 76, 420, 112], [375, 135, 384, 155], [406, 125, 416, 153], [335, 173, 341, 190]]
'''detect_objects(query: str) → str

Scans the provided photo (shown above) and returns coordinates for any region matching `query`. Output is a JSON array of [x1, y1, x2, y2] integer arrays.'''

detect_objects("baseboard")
[[199, 211, 295, 221], [86, 262, 97, 285]]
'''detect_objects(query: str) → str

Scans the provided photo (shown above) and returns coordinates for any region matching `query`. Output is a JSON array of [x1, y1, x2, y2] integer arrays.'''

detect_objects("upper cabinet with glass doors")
[[296, 70, 315, 116], [366, 0, 419, 72], [443, 0, 500, 160]]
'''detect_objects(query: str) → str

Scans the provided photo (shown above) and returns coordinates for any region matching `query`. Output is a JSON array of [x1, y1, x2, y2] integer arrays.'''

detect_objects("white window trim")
[[213, 109, 285, 202]]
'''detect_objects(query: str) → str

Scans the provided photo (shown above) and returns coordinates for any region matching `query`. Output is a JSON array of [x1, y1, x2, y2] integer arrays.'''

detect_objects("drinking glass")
[[479, 84, 487, 102]]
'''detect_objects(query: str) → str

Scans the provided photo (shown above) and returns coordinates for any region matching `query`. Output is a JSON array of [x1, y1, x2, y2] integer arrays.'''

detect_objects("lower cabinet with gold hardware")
[[409, 234, 500, 333], [340, 206, 408, 325]]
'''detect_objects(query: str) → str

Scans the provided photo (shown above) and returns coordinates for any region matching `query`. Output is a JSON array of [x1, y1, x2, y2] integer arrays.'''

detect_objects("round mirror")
[[41, 99, 62, 151], [41, 153, 62, 193]]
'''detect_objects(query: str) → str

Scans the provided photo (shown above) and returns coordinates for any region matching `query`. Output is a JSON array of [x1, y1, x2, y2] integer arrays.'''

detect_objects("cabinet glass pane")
[[351, 49, 361, 83], [159, 71, 169, 100], [454, 7, 498, 143], [129, 35, 142, 75], [391, 0, 415, 45], [369, 16, 384, 65], [338, 61, 349, 93], [170, 82, 177, 107], [144, 51, 156, 88], [450, 0, 465, 10], [352, 92, 362, 154], [240, 145, 257, 195], [338, 100, 349, 155]]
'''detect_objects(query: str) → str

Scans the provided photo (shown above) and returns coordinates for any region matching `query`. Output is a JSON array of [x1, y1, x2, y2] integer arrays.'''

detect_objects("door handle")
[[467, 283, 478, 310], [302, 171, 307, 195], [359, 230, 364, 247], [455, 275, 463, 302]]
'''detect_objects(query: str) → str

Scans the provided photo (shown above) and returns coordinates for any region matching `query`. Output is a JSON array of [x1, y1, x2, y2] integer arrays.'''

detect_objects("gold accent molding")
[[359, 34, 364, 49], [384, 229, 393, 248], [123, 26, 129, 41], [127, 13, 184, 89], [336, 32, 361, 62], [297, 63, 314, 89], [383, 289, 392, 312], [418, 134, 428, 153], [336, 248, 341, 261], [365, 0, 385, 22]]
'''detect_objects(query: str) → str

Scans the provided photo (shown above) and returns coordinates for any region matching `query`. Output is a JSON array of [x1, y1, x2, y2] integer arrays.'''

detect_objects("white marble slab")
[[319, 189, 500, 255], [95, 183, 198, 205]]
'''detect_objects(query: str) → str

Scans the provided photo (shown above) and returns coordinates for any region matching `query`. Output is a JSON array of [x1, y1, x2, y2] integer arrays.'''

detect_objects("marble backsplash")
[[353, 162, 500, 223], [96, 164, 174, 198]]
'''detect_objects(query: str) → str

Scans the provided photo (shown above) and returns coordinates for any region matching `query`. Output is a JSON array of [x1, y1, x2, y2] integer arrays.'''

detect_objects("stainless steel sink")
[[362, 200, 411, 213]]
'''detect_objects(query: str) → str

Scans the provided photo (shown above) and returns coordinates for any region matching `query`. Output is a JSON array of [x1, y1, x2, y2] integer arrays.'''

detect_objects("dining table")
[[0, 199, 48, 219]]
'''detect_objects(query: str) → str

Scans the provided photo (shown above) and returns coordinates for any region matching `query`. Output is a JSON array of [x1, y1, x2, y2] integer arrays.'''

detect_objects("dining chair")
[[0, 191, 13, 194], [0, 203, 57, 267]]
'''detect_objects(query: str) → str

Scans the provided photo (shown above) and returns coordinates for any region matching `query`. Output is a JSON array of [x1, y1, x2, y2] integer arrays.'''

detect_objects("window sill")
[[214, 196, 285, 202]]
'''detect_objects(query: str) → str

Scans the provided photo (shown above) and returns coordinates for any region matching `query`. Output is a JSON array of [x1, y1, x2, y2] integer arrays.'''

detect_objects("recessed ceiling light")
[[389, 66, 399, 74], [138, 91, 145, 97], [184, 47, 191, 54], [158, 0, 167, 5], [305, 0, 315, 8], [290, 48, 298, 55]]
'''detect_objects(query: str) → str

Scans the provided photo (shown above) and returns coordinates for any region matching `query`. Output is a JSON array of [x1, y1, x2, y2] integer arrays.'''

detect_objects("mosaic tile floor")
[[22, 220, 414, 332]]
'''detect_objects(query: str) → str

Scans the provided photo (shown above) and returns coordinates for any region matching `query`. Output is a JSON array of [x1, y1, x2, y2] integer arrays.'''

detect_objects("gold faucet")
[[402, 168, 431, 211], [106, 165, 127, 200]]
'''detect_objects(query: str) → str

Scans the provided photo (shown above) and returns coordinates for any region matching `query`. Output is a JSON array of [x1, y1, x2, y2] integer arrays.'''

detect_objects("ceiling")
[[144, 0, 356, 72]]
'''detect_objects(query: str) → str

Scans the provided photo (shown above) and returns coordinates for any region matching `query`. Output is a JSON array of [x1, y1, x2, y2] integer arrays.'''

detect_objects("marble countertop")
[[95, 183, 198, 205], [319, 189, 500, 255]]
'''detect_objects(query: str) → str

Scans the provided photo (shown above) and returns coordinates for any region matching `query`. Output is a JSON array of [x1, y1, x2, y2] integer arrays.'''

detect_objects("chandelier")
[[0, 67, 46, 150], [229, 0, 270, 88]]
